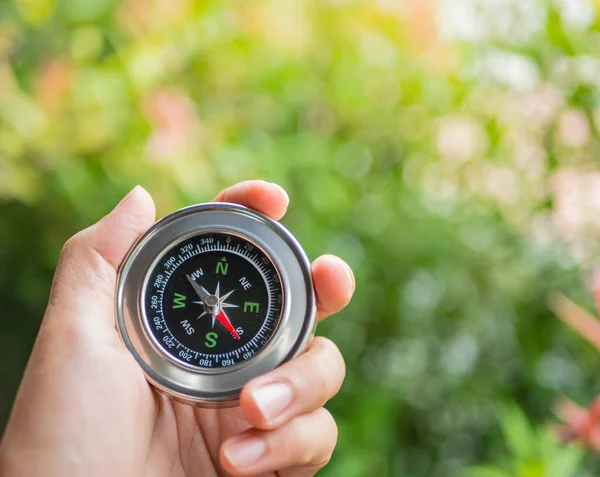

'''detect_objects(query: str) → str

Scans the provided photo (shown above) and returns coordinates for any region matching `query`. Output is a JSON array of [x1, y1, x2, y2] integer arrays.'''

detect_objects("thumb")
[[45, 186, 156, 338]]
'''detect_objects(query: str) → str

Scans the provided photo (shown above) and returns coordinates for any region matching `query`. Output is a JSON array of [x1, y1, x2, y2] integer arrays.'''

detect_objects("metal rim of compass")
[[115, 202, 317, 407]]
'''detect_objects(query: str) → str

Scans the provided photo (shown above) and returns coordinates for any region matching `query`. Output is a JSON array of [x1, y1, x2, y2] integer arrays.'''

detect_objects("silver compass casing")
[[116, 202, 317, 407]]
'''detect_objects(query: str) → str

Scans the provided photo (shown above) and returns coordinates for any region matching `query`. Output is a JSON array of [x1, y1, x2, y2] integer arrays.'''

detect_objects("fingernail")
[[270, 182, 289, 208], [344, 262, 356, 293], [112, 186, 142, 212], [252, 382, 294, 422], [224, 436, 266, 469]]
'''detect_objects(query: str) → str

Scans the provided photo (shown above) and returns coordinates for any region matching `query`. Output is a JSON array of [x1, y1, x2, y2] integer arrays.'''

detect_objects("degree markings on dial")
[[150, 237, 281, 365]]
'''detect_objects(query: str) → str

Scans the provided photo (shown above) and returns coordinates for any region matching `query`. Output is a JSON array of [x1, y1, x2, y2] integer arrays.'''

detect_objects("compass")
[[116, 203, 316, 406]]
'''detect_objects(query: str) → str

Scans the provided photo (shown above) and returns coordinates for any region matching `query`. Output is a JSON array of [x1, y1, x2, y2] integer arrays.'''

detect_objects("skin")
[[0, 181, 355, 477]]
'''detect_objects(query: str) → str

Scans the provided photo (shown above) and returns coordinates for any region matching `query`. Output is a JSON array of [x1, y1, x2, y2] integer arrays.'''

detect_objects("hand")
[[0, 181, 355, 477]]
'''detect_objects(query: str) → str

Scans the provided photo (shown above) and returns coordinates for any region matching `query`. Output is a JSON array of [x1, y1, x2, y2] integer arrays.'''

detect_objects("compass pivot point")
[[203, 294, 219, 315]]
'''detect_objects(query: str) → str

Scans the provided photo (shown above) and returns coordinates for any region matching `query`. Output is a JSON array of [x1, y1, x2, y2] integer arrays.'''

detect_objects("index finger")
[[214, 180, 289, 221]]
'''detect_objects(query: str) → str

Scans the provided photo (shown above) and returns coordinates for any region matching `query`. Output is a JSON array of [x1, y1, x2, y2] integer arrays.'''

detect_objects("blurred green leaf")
[[501, 405, 538, 463], [543, 444, 584, 477], [13, 0, 56, 25], [466, 467, 512, 477]]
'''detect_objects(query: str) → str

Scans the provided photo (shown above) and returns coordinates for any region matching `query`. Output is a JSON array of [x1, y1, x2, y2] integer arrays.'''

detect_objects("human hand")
[[0, 181, 355, 477]]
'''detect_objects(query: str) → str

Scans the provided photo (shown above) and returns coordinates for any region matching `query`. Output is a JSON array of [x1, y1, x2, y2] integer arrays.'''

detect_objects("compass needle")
[[214, 309, 241, 340], [117, 203, 316, 405], [187, 274, 209, 301]]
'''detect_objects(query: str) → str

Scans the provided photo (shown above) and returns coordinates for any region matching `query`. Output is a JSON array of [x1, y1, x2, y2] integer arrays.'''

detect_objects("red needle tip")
[[215, 310, 240, 340]]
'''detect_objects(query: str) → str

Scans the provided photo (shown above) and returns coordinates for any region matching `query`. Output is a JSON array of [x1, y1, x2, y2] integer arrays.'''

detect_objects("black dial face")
[[144, 232, 284, 369]]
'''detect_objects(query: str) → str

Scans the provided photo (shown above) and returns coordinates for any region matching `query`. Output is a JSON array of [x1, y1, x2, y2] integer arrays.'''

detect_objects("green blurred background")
[[3, 0, 600, 475]]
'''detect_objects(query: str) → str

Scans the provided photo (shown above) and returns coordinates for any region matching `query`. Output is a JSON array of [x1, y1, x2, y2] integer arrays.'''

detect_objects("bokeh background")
[[3, 0, 600, 475]]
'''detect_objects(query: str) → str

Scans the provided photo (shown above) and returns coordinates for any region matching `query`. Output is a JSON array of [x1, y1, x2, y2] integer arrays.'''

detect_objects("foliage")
[[3, 0, 600, 475], [468, 405, 588, 477]]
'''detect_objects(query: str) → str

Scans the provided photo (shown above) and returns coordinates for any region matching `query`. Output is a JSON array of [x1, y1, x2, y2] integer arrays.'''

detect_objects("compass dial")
[[144, 232, 284, 369]]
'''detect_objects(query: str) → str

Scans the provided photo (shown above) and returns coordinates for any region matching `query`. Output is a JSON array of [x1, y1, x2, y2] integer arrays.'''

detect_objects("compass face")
[[144, 232, 284, 369]]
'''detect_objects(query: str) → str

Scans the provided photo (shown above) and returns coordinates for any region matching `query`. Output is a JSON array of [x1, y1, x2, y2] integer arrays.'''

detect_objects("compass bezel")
[[116, 202, 316, 407]]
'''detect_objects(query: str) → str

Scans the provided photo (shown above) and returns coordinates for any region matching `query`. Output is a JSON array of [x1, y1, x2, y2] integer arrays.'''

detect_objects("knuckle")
[[59, 230, 97, 274], [298, 448, 315, 467], [314, 453, 333, 469], [56, 227, 113, 289], [315, 337, 344, 365], [315, 409, 338, 465], [298, 409, 338, 467], [318, 408, 338, 446], [263, 429, 292, 464], [61, 230, 88, 257], [60, 230, 99, 268], [261, 410, 339, 469], [292, 421, 318, 466], [316, 295, 337, 316], [312, 337, 346, 393]]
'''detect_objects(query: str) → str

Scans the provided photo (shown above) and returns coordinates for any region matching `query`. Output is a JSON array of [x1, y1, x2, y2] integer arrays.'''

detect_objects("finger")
[[220, 407, 337, 476], [46, 186, 156, 334], [240, 337, 345, 430], [312, 254, 355, 321], [213, 180, 289, 221]]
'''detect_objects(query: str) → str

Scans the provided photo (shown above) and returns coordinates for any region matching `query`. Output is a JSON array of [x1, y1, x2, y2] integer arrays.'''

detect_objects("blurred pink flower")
[[404, 0, 437, 51], [436, 116, 485, 164], [33, 58, 72, 111], [143, 89, 198, 161], [551, 287, 600, 452], [510, 134, 545, 184], [558, 108, 590, 148], [502, 83, 562, 130], [481, 164, 519, 205], [118, 0, 192, 36], [551, 168, 600, 240]]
